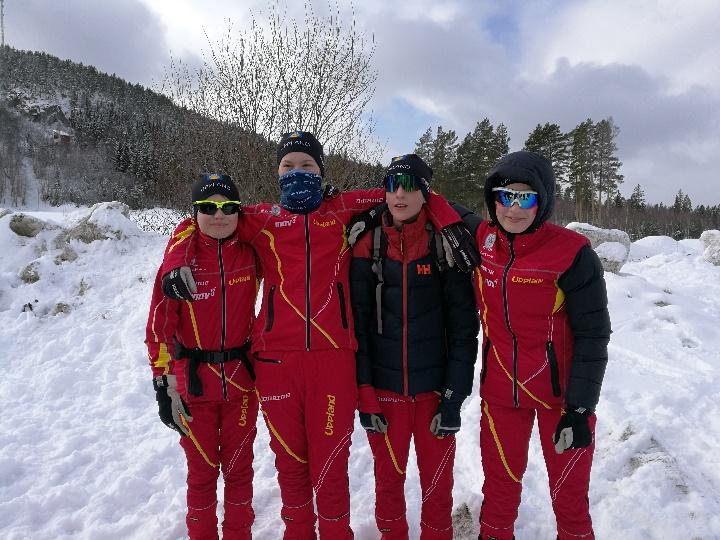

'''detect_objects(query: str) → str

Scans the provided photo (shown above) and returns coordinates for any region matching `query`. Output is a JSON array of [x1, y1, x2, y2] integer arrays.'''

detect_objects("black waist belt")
[[175, 340, 255, 396]]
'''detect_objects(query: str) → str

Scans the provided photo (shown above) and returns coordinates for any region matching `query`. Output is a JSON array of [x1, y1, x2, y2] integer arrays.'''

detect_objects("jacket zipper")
[[501, 235, 519, 407], [265, 285, 276, 331], [401, 231, 409, 396], [304, 215, 311, 351], [218, 240, 228, 401]]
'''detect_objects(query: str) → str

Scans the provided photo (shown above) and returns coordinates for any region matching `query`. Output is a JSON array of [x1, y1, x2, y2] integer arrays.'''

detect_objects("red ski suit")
[[474, 221, 601, 540], [351, 209, 479, 540], [163, 189, 464, 539], [147, 229, 259, 540]]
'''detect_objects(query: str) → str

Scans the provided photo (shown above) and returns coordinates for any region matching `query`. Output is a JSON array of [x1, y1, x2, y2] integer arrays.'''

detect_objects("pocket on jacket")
[[481, 339, 491, 385], [546, 341, 561, 397], [264, 285, 276, 332], [256, 356, 282, 364], [337, 282, 349, 329]]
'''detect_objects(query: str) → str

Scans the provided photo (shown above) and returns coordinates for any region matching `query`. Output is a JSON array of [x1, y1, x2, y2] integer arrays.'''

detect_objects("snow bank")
[[2, 205, 720, 539], [628, 235, 680, 261]]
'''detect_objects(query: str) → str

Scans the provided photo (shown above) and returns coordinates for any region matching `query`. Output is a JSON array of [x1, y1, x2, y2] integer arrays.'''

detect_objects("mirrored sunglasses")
[[383, 174, 421, 193], [492, 187, 539, 209], [193, 199, 242, 215]]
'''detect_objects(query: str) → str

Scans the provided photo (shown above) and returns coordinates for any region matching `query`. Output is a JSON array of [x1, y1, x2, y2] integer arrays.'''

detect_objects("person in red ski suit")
[[159, 132, 480, 540], [350, 154, 479, 540], [455, 151, 611, 540], [146, 173, 260, 540]]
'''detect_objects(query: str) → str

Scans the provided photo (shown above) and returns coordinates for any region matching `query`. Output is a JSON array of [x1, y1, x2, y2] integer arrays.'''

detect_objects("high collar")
[[493, 222, 547, 255]]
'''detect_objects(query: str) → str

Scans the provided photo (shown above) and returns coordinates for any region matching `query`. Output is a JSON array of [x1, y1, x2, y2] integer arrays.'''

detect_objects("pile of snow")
[[566, 222, 631, 273], [700, 229, 720, 265], [2, 205, 720, 539]]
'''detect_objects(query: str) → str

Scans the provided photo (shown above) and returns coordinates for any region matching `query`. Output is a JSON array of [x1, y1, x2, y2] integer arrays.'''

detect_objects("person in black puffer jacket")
[[350, 154, 479, 540]]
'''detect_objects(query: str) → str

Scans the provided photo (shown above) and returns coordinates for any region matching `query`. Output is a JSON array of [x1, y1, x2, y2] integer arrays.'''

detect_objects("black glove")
[[440, 223, 480, 273], [430, 388, 465, 437], [346, 203, 387, 246], [161, 266, 197, 301], [359, 412, 388, 433], [154, 375, 193, 436], [553, 406, 593, 453]]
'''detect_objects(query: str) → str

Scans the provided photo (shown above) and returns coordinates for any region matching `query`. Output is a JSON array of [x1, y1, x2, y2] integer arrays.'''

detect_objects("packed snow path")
[[1, 205, 718, 539]]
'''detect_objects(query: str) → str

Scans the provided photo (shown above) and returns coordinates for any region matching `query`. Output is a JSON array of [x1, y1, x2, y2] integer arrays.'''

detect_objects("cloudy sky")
[[6, 0, 720, 204]]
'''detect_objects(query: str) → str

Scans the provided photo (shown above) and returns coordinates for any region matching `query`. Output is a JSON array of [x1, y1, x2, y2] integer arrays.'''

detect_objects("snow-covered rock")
[[595, 242, 628, 274], [8, 212, 55, 238], [566, 222, 631, 273], [62, 201, 141, 244], [700, 230, 720, 266]]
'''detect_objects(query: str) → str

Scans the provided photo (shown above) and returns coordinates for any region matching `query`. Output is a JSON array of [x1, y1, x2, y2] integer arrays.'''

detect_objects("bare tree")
[[161, 1, 381, 192]]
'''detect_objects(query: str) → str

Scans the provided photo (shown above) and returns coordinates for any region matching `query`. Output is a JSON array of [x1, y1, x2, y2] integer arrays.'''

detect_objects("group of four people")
[[145, 130, 610, 540]]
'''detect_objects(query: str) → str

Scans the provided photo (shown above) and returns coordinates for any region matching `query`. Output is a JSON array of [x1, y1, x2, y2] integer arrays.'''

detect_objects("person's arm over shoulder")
[[558, 244, 612, 411], [450, 201, 483, 238], [441, 266, 480, 396], [161, 218, 197, 274], [146, 267, 180, 378], [337, 187, 386, 215], [349, 233, 376, 387]]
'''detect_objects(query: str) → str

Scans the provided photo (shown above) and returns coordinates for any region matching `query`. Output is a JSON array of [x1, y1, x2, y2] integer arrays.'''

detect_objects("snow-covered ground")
[[1, 204, 719, 540]]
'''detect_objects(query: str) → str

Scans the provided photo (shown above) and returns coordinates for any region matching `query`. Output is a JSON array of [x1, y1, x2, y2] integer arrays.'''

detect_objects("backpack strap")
[[425, 223, 449, 272], [370, 225, 387, 334]]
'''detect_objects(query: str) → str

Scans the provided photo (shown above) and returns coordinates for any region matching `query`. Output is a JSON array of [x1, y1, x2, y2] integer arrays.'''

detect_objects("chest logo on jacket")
[[228, 275, 252, 286], [275, 215, 298, 228], [191, 287, 216, 301], [417, 263, 432, 275], [511, 276, 544, 285], [313, 218, 337, 228], [483, 233, 496, 250]]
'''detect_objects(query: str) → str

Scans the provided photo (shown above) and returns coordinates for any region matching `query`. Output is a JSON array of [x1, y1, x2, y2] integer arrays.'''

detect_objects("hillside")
[[1, 204, 719, 539], [0, 47, 379, 212]]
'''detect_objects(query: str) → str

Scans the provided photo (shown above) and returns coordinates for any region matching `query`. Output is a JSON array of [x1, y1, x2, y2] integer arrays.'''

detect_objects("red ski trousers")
[[179, 392, 259, 540], [367, 391, 456, 540], [478, 400, 596, 540], [254, 349, 357, 540]]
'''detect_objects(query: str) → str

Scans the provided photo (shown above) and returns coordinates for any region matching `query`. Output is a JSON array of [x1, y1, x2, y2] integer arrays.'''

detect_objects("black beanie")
[[384, 154, 433, 199], [277, 131, 325, 177], [191, 173, 240, 203]]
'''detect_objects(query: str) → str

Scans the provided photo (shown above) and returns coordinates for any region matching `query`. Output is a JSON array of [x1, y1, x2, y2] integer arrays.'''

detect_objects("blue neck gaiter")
[[279, 169, 323, 214]]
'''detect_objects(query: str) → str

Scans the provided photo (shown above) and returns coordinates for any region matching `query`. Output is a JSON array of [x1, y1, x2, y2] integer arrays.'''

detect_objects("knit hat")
[[484, 150, 555, 234], [277, 131, 325, 177], [191, 173, 240, 203], [384, 154, 433, 199]]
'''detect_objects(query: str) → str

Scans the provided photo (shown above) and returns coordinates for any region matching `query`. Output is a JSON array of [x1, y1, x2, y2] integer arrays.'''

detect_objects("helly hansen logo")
[[511, 276, 544, 285], [325, 394, 336, 436], [417, 264, 432, 275], [238, 393, 249, 427]]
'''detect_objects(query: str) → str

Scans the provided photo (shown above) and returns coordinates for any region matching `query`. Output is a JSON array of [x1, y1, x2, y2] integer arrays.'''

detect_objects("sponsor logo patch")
[[511, 276, 544, 285], [483, 233, 496, 250], [325, 394, 336, 436]]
